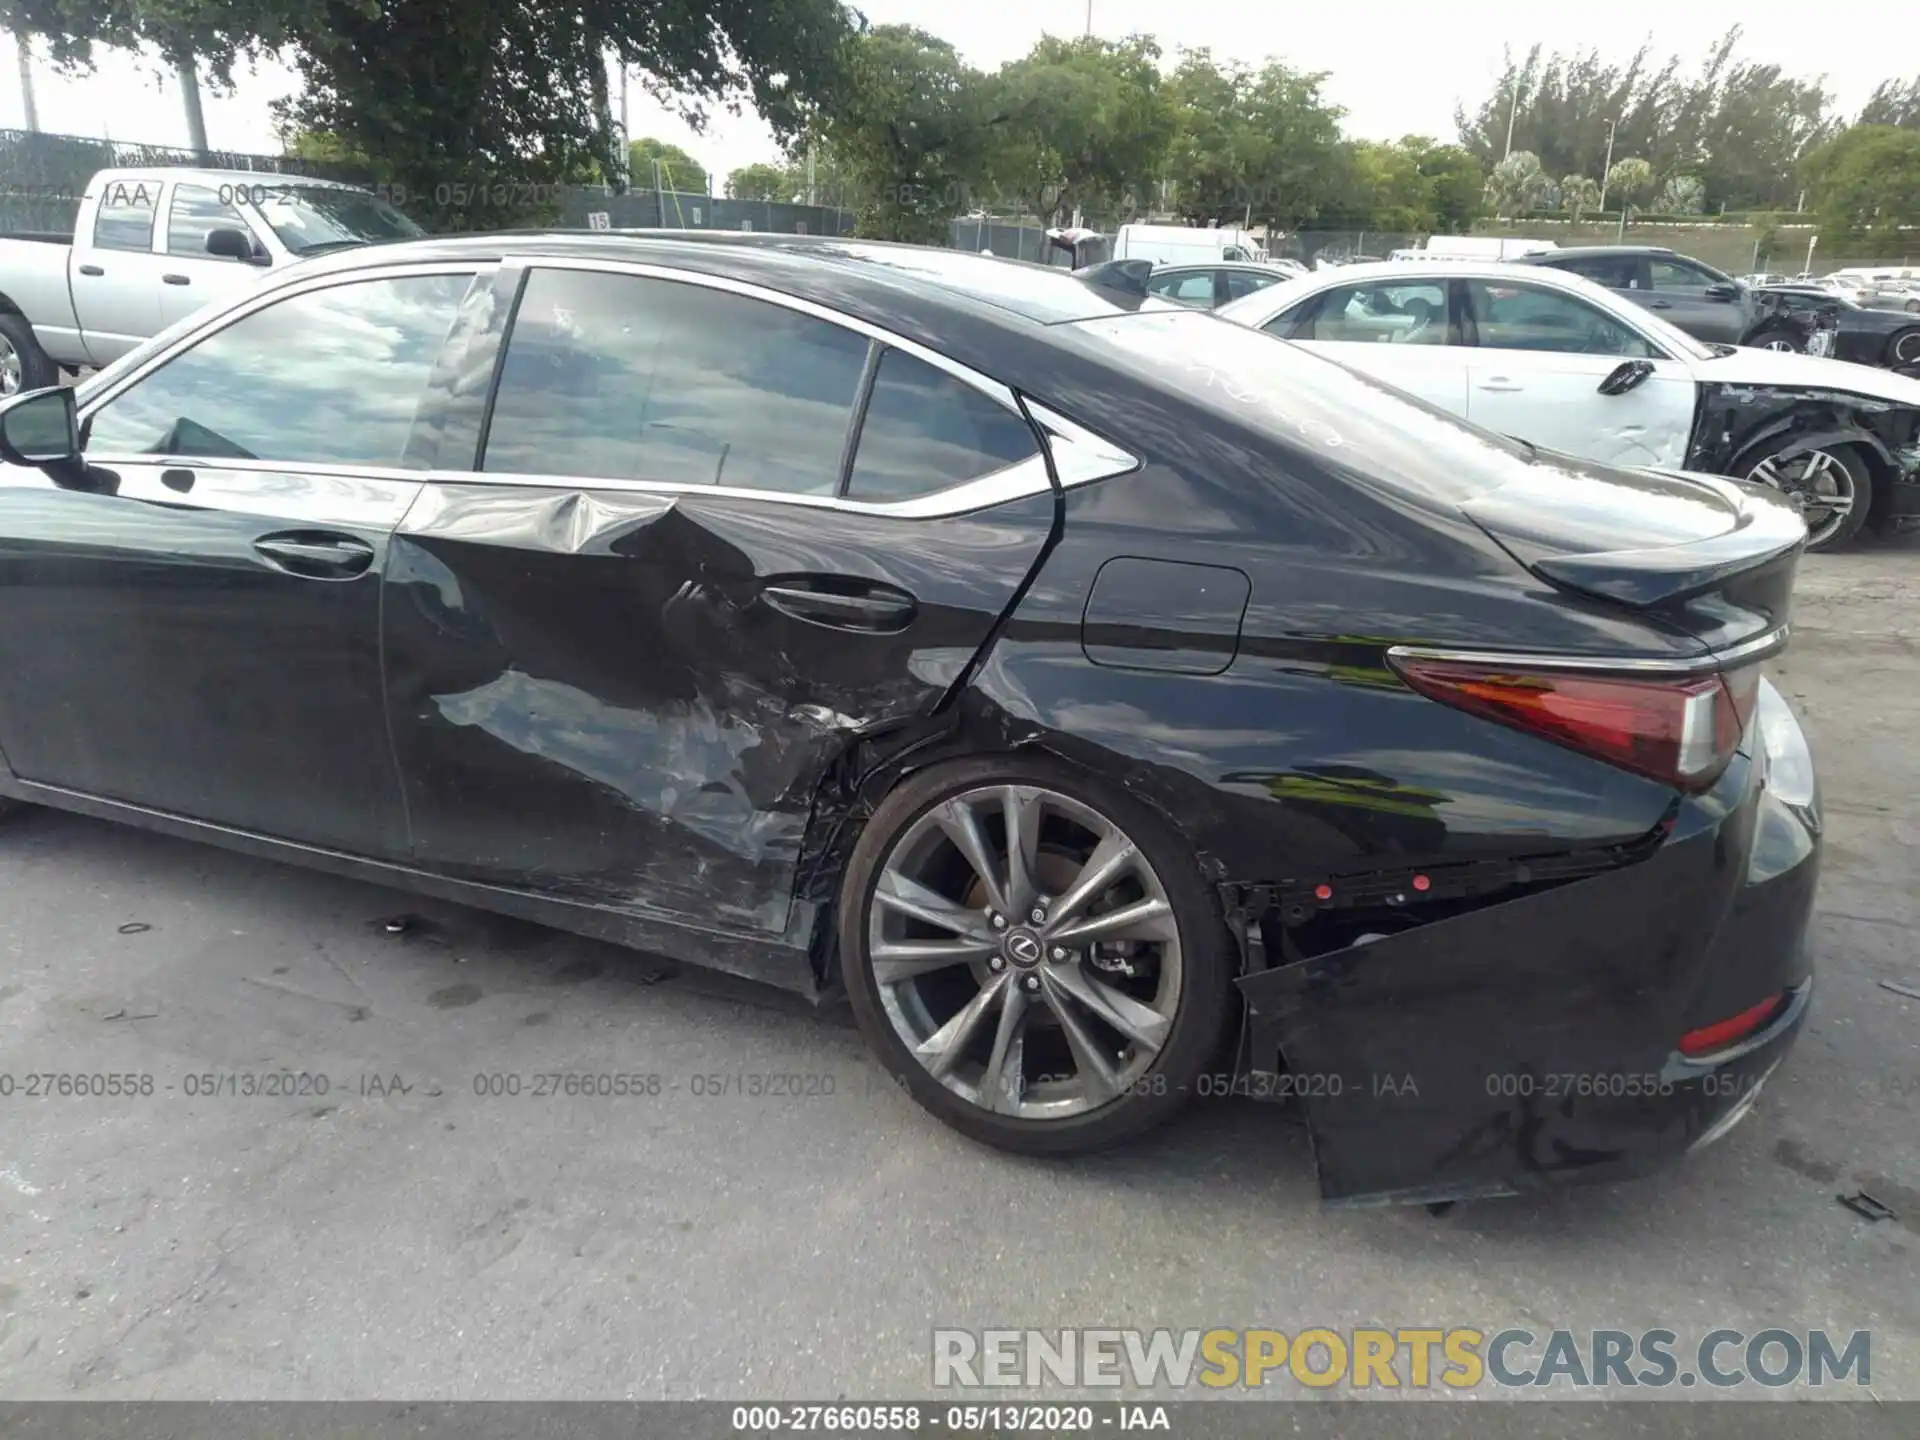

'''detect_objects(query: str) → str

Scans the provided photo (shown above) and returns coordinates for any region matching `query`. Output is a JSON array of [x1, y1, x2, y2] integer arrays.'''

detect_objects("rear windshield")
[[1071, 308, 1537, 505]]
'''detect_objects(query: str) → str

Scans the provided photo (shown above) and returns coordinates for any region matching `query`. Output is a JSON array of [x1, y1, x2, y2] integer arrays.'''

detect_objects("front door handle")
[[255, 532, 376, 580], [162, 273, 191, 286], [761, 580, 917, 633], [1477, 377, 1523, 392], [1646, 299, 1673, 309], [78, 264, 105, 277]]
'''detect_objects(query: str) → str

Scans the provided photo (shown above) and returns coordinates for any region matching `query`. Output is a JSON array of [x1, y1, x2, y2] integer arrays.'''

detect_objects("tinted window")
[[1557, 256, 1638, 289], [1466, 281, 1655, 358], [1297, 281, 1448, 344], [86, 273, 473, 464], [1147, 270, 1217, 307], [91, 178, 159, 252], [1224, 270, 1282, 301], [844, 349, 1037, 503], [1649, 258, 1722, 293], [168, 184, 253, 259], [482, 269, 869, 494]]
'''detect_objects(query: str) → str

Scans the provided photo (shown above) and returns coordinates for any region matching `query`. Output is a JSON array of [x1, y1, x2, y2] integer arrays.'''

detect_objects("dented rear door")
[[380, 263, 1056, 939]]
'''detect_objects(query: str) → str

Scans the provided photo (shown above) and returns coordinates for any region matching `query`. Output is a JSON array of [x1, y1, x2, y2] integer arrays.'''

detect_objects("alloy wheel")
[[865, 784, 1182, 1121], [1748, 450, 1856, 548], [0, 335, 21, 396], [1761, 337, 1799, 352]]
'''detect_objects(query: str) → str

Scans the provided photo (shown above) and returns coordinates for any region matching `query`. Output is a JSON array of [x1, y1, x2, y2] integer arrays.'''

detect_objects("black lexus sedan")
[[1747, 284, 1920, 375], [0, 233, 1820, 1206]]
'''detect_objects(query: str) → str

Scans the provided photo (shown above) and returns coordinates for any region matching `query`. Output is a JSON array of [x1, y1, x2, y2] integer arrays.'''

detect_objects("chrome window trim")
[[75, 260, 492, 422], [1387, 624, 1789, 677], [1023, 401, 1142, 491]]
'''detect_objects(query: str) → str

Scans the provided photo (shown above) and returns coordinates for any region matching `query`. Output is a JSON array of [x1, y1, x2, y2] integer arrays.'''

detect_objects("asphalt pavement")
[[0, 536, 1915, 1405]]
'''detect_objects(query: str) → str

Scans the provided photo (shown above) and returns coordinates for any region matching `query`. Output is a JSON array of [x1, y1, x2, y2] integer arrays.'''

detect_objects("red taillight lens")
[[1392, 657, 1762, 792], [1679, 993, 1785, 1056]]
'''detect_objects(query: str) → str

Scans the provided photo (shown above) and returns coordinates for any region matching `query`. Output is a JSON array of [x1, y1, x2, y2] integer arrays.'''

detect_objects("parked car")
[[1219, 259, 1920, 551], [0, 231, 1819, 1205], [1112, 223, 1267, 266], [1141, 261, 1295, 309], [0, 166, 423, 394], [1516, 245, 1755, 345], [1747, 283, 1920, 374]]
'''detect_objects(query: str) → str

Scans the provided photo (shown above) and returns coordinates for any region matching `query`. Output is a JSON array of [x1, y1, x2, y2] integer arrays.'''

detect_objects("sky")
[[4, 1, 1912, 184]]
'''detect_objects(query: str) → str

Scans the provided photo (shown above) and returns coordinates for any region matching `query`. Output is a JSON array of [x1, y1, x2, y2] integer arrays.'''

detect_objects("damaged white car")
[[1219, 260, 1920, 551]]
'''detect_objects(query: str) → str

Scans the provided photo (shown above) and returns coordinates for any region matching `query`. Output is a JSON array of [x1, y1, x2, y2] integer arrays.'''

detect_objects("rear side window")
[[1466, 280, 1656, 358], [92, 178, 159, 252], [482, 269, 869, 494], [1224, 270, 1282, 301], [844, 349, 1037, 503], [1147, 270, 1217, 307], [1558, 256, 1638, 289]]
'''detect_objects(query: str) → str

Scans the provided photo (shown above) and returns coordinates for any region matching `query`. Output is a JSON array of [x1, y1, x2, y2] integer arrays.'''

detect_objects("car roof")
[[87, 168, 362, 191], [1522, 246, 1678, 261], [275, 229, 1166, 331]]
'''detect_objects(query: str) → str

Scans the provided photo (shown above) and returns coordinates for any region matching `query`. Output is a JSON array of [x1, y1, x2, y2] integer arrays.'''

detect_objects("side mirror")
[[0, 386, 80, 466], [1598, 360, 1655, 396], [206, 227, 268, 265], [1705, 282, 1740, 302]]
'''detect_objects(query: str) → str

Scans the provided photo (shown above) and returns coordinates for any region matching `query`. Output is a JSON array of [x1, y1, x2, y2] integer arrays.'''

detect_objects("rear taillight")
[[1391, 657, 1763, 792]]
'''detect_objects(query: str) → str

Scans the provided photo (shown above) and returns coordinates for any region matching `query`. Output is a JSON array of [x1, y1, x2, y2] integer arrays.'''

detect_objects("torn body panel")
[[380, 481, 1055, 966], [1686, 381, 1920, 527]]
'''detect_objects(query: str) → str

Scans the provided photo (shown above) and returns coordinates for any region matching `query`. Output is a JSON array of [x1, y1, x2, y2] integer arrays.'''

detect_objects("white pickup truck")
[[0, 166, 423, 394]]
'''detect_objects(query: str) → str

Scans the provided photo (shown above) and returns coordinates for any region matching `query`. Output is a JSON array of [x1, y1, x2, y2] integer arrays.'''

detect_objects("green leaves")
[[630, 137, 709, 195], [1804, 125, 1920, 250]]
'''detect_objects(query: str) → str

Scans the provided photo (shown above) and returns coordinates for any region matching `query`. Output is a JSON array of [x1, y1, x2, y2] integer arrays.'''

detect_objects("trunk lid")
[[1459, 454, 1805, 653]]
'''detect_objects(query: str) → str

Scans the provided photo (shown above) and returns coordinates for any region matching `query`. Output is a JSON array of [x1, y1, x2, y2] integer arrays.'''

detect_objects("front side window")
[[1558, 256, 1638, 289], [481, 269, 871, 494], [1466, 281, 1656, 358], [1292, 281, 1449, 345], [92, 178, 159, 253], [844, 349, 1037, 503], [1648, 258, 1724, 294], [1224, 270, 1281, 301], [85, 272, 474, 464], [1146, 271, 1218, 307], [168, 184, 254, 260]]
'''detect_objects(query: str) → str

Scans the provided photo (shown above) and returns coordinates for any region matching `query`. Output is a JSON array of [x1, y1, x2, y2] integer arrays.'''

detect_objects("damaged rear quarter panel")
[[379, 481, 1054, 982]]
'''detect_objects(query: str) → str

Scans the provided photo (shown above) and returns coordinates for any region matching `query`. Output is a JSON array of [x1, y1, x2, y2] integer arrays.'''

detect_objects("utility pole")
[[618, 63, 630, 186], [806, 142, 817, 207], [1502, 79, 1521, 161], [1085, 0, 1092, 37], [11, 26, 39, 132], [179, 55, 209, 156], [1597, 118, 1617, 213]]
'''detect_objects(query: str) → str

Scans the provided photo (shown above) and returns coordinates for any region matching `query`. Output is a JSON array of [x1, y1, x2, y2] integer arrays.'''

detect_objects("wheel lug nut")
[[1051, 947, 1067, 961], [989, 955, 1006, 971], [1029, 908, 1046, 924], [1022, 975, 1041, 993], [990, 913, 1007, 930]]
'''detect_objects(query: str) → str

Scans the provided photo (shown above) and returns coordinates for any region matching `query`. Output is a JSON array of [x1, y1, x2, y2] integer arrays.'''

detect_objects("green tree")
[[2, 0, 855, 231], [1348, 140, 1432, 232], [985, 34, 1173, 227], [1859, 75, 1920, 130], [726, 162, 789, 201], [1486, 150, 1551, 218], [1560, 173, 1600, 221], [630, 136, 709, 194], [1659, 174, 1705, 214], [1237, 61, 1349, 232], [1607, 156, 1655, 217], [1804, 124, 1920, 250], [815, 24, 996, 243], [1407, 140, 1483, 229], [1162, 49, 1255, 225]]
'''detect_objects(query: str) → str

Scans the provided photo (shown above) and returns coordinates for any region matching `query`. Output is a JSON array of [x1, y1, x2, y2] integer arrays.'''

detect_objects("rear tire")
[[1740, 441, 1872, 553], [839, 754, 1235, 1156], [0, 311, 58, 397]]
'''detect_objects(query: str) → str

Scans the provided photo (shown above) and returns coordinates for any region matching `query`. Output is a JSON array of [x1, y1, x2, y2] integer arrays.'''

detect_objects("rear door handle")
[[761, 581, 916, 633], [1477, 377, 1523, 392], [78, 264, 105, 277], [162, 273, 190, 286], [255, 532, 376, 580]]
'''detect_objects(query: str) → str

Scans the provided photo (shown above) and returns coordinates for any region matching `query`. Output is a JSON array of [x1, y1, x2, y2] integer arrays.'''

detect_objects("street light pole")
[[1502, 77, 1523, 161], [1597, 118, 1617, 212], [1084, 0, 1092, 36]]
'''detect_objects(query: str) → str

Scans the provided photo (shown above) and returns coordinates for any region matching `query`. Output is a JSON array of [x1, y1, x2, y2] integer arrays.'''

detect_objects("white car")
[[1217, 260, 1920, 550]]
